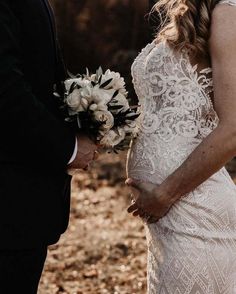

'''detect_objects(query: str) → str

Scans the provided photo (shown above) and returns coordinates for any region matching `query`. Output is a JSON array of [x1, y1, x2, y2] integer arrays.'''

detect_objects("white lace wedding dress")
[[127, 0, 236, 293]]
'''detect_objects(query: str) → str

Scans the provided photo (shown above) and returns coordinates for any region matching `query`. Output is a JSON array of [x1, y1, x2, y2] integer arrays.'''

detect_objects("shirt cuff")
[[68, 137, 78, 164]]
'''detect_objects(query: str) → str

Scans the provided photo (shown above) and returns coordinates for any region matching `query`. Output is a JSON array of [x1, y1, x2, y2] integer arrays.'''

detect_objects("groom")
[[0, 0, 97, 293]]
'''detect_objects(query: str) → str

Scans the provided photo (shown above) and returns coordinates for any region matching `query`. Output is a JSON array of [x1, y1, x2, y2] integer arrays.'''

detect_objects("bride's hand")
[[126, 178, 176, 223]]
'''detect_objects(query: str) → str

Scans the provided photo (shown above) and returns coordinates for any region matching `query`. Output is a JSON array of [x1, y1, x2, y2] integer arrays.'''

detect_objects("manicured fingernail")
[[126, 178, 132, 185]]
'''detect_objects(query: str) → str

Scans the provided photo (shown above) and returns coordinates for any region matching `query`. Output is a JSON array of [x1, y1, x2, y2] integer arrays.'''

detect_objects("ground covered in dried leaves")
[[39, 152, 147, 294], [38, 154, 236, 294]]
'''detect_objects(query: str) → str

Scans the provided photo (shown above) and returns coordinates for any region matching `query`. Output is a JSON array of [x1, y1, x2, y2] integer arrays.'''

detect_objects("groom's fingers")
[[125, 178, 140, 187], [93, 150, 100, 160], [125, 178, 133, 185]]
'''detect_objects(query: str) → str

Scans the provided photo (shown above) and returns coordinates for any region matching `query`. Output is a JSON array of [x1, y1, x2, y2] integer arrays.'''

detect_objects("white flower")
[[92, 86, 114, 105], [96, 102, 108, 111], [101, 70, 126, 92], [123, 125, 139, 136], [65, 78, 91, 92], [66, 89, 89, 113], [93, 110, 114, 130], [90, 102, 108, 112], [110, 92, 130, 112], [100, 128, 126, 147], [90, 74, 97, 82], [89, 103, 98, 111], [123, 120, 137, 132], [81, 98, 89, 110], [125, 120, 136, 128], [80, 85, 93, 101], [66, 89, 82, 110]]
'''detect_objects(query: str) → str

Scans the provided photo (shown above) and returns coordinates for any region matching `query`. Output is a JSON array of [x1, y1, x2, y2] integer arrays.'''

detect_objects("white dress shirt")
[[68, 137, 78, 164]]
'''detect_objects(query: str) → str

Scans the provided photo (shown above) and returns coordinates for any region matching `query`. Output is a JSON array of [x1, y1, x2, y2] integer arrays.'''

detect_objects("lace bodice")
[[128, 41, 219, 182], [132, 41, 218, 141], [127, 0, 236, 184]]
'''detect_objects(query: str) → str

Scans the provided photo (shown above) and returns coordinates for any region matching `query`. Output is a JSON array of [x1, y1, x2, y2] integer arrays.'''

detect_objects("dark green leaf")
[[98, 75, 102, 84], [112, 90, 119, 99], [109, 105, 124, 110], [100, 78, 113, 89], [69, 82, 76, 94], [67, 70, 76, 78], [125, 114, 140, 120]]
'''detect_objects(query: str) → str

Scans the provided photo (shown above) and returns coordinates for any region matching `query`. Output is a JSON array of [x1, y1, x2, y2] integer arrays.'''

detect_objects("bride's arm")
[[127, 5, 236, 219], [161, 5, 236, 201]]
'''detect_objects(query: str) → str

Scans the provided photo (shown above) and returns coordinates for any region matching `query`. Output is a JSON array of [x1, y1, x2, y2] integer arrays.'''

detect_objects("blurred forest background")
[[52, 0, 157, 101], [38, 1, 236, 294], [39, 1, 158, 294]]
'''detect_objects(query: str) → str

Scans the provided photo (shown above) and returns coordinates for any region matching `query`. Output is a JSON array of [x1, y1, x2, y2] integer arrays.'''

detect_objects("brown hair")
[[153, 0, 220, 59]]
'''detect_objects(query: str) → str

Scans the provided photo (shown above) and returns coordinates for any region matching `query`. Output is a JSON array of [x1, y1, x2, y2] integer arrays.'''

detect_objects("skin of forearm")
[[158, 122, 236, 202]]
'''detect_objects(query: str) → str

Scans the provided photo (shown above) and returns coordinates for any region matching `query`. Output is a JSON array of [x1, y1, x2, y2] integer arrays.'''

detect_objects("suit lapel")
[[41, 0, 66, 82], [41, 0, 58, 61]]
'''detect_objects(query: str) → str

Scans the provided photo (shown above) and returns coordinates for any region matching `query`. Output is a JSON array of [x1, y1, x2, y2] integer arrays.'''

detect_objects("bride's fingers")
[[133, 210, 142, 217], [127, 202, 138, 213], [139, 211, 146, 218]]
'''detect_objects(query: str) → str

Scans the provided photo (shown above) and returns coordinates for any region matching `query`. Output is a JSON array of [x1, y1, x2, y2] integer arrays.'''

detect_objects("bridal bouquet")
[[63, 67, 139, 152]]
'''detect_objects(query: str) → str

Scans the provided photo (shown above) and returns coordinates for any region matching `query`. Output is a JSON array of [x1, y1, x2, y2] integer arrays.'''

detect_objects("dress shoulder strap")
[[218, 0, 236, 6]]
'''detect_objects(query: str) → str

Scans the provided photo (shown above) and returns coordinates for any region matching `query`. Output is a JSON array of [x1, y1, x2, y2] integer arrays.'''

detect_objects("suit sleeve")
[[0, 0, 75, 169]]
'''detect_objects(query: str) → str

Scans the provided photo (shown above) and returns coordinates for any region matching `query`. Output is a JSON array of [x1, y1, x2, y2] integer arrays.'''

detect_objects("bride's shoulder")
[[210, 0, 236, 57], [211, 0, 236, 27], [217, 0, 236, 5]]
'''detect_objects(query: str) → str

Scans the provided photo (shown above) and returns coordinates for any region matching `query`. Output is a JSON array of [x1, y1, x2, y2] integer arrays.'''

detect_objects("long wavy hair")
[[153, 0, 220, 59]]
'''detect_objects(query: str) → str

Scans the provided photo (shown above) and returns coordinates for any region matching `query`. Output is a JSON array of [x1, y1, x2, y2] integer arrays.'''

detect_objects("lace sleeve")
[[218, 0, 236, 6]]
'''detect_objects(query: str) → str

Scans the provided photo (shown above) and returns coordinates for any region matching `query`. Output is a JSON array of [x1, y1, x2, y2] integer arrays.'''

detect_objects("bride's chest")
[[131, 42, 214, 110]]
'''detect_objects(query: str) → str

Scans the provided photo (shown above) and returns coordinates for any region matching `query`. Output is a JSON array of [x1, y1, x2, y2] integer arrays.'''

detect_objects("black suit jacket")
[[0, 0, 75, 249]]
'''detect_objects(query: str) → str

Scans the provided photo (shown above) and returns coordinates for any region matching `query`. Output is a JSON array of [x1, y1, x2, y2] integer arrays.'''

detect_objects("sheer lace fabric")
[[127, 0, 236, 293], [128, 41, 219, 183]]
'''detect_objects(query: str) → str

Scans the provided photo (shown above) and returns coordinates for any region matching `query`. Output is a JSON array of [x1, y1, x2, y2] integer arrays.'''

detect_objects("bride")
[[126, 0, 236, 293]]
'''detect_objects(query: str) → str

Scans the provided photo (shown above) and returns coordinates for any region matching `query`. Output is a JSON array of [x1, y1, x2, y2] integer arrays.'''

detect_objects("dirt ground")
[[38, 153, 236, 294], [39, 152, 147, 294]]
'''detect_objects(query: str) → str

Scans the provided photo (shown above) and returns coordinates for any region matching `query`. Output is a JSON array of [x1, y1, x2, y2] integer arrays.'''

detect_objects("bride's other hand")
[[126, 178, 176, 223]]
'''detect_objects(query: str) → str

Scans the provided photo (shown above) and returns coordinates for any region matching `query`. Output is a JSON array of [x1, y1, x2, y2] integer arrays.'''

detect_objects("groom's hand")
[[68, 135, 98, 170]]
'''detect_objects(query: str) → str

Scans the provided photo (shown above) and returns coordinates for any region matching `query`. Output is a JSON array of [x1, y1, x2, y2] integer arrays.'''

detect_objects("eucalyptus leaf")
[[112, 90, 119, 99], [69, 82, 76, 94], [86, 67, 90, 77], [100, 78, 113, 89], [109, 105, 124, 110], [67, 70, 76, 79], [75, 84, 82, 90], [98, 74, 102, 84], [53, 92, 61, 98], [125, 114, 140, 120]]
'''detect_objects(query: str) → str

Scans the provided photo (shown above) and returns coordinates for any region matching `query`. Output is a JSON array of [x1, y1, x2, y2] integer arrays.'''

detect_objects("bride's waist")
[[129, 133, 201, 153], [127, 136, 236, 193], [127, 135, 201, 180]]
